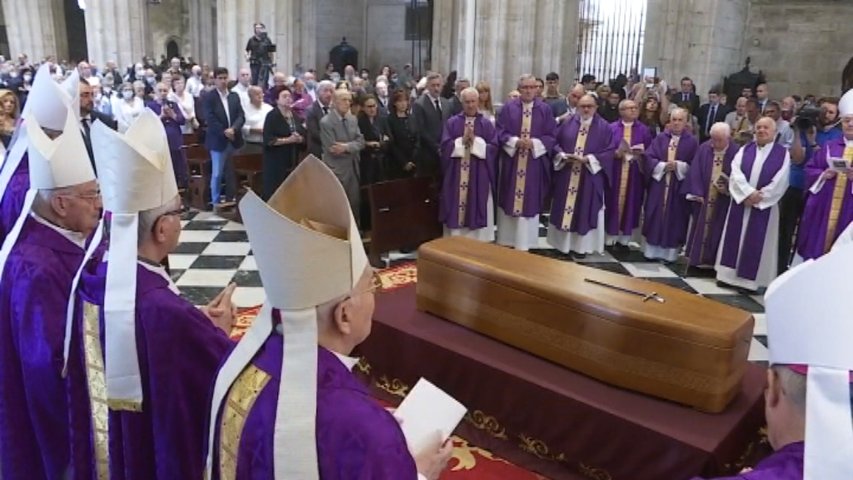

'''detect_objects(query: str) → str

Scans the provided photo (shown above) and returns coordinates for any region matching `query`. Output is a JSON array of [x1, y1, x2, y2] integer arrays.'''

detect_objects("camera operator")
[[245, 22, 273, 87], [780, 97, 843, 273]]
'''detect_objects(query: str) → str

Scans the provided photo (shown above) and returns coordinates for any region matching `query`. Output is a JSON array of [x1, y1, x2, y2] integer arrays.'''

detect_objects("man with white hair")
[[375, 80, 390, 116], [692, 242, 853, 479], [231, 67, 252, 108], [186, 64, 204, 98], [205, 157, 452, 479], [641, 107, 699, 262], [439, 87, 498, 241], [0, 109, 99, 480], [320, 89, 365, 217], [684, 122, 739, 269], [306, 80, 336, 157], [547, 93, 613, 256], [715, 117, 790, 292], [65, 110, 235, 479], [303, 71, 318, 101]]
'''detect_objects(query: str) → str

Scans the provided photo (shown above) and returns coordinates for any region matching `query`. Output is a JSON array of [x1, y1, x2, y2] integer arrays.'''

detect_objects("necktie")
[[683, 93, 687, 102], [707, 106, 716, 134], [322, 106, 329, 115], [81, 118, 94, 165], [434, 98, 442, 114]]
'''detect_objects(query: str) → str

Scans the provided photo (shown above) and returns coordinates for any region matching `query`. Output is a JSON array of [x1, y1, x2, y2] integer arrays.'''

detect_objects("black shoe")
[[572, 252, 587, 260]]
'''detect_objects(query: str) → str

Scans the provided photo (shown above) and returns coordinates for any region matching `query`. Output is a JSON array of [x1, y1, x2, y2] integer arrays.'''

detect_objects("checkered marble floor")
[[173, 210, 769, 363]]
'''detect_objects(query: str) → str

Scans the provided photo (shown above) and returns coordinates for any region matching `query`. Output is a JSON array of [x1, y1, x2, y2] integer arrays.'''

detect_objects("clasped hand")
[[745, 191, 763, 207], [330, 142, 347, 155], [200, 283, 237, 334]]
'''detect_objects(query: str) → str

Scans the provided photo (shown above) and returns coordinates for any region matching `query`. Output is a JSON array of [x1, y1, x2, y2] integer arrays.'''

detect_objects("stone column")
[[643, 0, 749, 96], [189, 0, 217, 64], [5, 0, 68, 61], [432, 0, 580, 102], [84, 0, 149, 68]]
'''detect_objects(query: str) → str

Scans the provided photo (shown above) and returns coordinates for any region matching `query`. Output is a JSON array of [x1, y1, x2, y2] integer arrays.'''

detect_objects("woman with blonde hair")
[[475, 81, 495, 123], [0, 89, 19, 149]]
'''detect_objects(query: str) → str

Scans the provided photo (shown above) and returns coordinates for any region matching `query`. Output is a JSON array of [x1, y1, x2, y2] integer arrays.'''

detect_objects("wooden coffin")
[[416, 237, 754, 413]]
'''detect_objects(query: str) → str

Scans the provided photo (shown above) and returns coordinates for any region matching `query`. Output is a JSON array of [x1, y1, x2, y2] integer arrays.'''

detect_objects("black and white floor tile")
[[173, 210, 769, 363]]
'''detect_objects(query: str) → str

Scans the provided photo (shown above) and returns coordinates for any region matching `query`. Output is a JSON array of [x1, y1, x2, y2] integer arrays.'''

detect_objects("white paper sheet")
[[394, 378, 467, 457]]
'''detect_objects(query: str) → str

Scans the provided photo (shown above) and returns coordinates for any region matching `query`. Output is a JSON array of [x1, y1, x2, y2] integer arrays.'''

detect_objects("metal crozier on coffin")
[[415, 237, 754, 413]]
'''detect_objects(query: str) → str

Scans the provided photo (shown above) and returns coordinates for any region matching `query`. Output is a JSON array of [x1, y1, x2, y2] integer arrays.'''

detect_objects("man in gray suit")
[[411, 72, 451, 180], [306, 80, 336, 157], [320, 88, 365, 218]]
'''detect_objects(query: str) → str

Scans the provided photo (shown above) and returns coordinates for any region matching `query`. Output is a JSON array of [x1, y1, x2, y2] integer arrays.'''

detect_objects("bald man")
[[715, 117, 790, 292]]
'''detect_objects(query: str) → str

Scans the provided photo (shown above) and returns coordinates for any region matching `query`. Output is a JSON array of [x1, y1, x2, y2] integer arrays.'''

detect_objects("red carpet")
[[229, 261, 547, 479]]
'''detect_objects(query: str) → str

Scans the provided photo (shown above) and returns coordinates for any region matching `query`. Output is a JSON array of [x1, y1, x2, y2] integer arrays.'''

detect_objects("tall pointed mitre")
[[765, 242, 853, 480], [839, 89, 853, 117], [0, 108, 94, 279], [88, 109, 177, 410], [206, 155, 368, 479]]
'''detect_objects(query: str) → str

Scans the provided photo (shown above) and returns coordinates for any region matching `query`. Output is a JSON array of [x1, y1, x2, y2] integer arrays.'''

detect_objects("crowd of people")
[[0, 33, 849, 479]]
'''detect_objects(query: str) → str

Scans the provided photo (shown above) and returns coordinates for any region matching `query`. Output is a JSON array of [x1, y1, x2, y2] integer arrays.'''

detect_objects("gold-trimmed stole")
[[617, 123, 633, 227], [661, 135, 680, 215], [457, 117, 476, 226], [560, 124, 590, 230], [82, 301, 110, 480], [824, 146, 853, 252], [512, 103, 534, 215], [218, 365, 271, 480], [698, 150, 726, 261]]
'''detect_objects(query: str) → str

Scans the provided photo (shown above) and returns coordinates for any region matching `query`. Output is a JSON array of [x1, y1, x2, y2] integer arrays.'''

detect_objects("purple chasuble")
[[796, 138, 853, 260], [549, 114, 614, 234], [439, 113, 498, 229], [690, 441, 803, 480], [0, 153, 29, 244], [642, 131, 699, 248], [684, 140, 739, 266], [496, 98, 556, 217], [719, 142, 787, 280], [0, 217, 85, 480], [209, 330, 417, 479], [605, 120, 653, 236], [66, 260, 234, 480]]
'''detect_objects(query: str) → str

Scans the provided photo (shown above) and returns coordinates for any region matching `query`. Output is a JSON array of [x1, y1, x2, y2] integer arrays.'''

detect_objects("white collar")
[[332, 351, 359, 371], [757, 141, 773, 150], [137, 259, 180, 295], [621, 121, 634, 127], [30, 212, 87, 249], [844, 138, 853, 147]]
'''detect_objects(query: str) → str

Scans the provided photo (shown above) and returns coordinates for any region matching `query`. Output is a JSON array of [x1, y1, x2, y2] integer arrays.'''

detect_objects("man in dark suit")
[[447, 78, 469, 117], [411, 72, 451, 179], [696, 88, 730, 142], [202, 67, 245, 207], [305, 80, 336, 157], [675, 77, 701, 116], [78, 78, 117, 170]]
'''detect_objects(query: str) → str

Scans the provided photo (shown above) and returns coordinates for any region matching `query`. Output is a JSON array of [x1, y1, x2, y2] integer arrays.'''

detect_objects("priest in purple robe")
[[64, 110, 235, 480], [605, 99, 653, 247], [694, 242, 853, 480], [684, 122, 739, 269], [206, 156, 453, 480], [715, 117, 790, 292], [642, 108, 699, 262], [794, 90, 853, 263], [495, 74, 556, 251], [0, 110, 98, 480], [439, 87, 498, 242], [547, 94, 614, 256]]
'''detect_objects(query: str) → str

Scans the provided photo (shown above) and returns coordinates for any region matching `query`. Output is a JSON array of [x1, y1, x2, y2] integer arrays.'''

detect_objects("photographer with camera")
[[779, 97, 843, 273], [245, 22, 274, 88]]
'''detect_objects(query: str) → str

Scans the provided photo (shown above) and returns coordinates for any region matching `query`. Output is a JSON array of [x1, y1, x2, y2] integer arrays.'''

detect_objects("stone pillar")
[[5, 0, 68, 61], [643, 0, 749, 98], [189, 0, 217, 64], [84, 0, 149, 68], [432, 0, 579, 102]]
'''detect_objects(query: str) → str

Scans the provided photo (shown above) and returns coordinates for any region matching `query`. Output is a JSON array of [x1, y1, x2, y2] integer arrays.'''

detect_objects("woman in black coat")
[[385, 89, 419, 180], [357, 94, 390, 186], [262, 86, 305, 199]]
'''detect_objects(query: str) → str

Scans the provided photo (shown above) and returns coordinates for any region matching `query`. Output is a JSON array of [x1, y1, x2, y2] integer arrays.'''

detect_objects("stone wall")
[[147, 0, 190, 63], [314, 0, 366, 72], [363, 0, 430, 77]]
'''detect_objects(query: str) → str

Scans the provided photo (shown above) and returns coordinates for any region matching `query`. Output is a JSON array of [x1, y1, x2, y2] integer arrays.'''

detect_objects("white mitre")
[[765, 242, 853, 480], [89, 108, 177, 410], [206, 155, 368, 480], [839, 89, 853, 117], [0, 108, 94, 278]]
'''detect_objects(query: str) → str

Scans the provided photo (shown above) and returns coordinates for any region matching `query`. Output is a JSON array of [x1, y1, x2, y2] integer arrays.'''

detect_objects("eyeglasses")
[[348, 270, 384, 298], [58, 189, 101, 201]]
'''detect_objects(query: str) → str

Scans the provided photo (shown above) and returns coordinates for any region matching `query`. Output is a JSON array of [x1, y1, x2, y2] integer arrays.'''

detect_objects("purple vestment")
[[209, 333, 417, 479], [718, 142, 787, 280], [0, 217, 85, 480], [496, 98, 556, 217], [146, 101, 189, 188], [549, 114, 614, 233], [66, 260, 233, 480], [439, 113, 498, 229], [605, 120, 653, 236], [0, 153, 29, 244], [796, 137, 853, 260], [684, 140, 739, 267], [691, 441, 803, 480], [642, 131, 699, 248]]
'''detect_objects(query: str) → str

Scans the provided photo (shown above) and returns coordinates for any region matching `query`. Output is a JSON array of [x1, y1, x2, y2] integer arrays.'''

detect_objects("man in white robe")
[[716, 117, 791, 292]]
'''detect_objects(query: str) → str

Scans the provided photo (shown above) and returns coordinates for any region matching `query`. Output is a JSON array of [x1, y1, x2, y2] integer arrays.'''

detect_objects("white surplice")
[[443, 135, 495, 242], [715, 142, 790, 290], [546, 148, 605, 254]]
